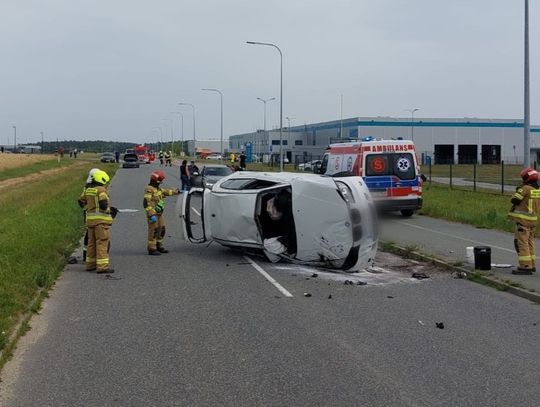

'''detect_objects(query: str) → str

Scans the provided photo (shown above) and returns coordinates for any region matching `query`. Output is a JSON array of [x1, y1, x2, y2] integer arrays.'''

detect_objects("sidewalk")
[[379, 214, 540, 296], [430, 177, 515, 192]]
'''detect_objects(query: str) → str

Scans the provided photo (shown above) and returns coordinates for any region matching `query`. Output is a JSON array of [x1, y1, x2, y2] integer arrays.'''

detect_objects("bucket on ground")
[[466, 247, 474, 265], [474, 246, 491, 270]]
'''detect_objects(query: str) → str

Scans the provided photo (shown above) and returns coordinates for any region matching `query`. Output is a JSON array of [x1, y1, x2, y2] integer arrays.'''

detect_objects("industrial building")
[[229, 117, 540, 165]]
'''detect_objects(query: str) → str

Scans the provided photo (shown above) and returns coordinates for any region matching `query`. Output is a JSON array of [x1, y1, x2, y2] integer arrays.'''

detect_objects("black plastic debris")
[[436, 322, 445, 329], [303, 292, 312, 297], [344, 280, 354, 285], [67, 256, 77, 264], [105, 275, 122, 280], [311, 273, 318, 278], [274, 295, 280, 299], [411, 272, 429, 280], [226, 264, 230, 267], [387, 295, 394, 299], [327, 294, 332, 299], [356, 281, 367, 286]]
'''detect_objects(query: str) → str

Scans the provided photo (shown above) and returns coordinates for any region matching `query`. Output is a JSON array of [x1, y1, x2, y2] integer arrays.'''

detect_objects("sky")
[[0, 0, 538, 145]]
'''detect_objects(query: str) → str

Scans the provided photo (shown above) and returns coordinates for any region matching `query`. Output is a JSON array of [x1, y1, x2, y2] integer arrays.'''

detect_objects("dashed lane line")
[[243, 256, 293, 297]]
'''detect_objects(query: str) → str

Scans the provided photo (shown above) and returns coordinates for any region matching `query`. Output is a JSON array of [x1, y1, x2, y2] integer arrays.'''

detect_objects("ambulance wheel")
[[400, 209, 414, 217]]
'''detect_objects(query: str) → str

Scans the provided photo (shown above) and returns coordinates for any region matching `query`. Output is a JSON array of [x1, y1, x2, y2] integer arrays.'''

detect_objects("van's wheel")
[[400, 209, 414, 217]]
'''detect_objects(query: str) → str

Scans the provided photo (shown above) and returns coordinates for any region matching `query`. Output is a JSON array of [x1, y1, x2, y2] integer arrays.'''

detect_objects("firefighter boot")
[[148, 250, 161, 256], [97, 267, 115, 274], [157, 245, 169, 254], [512, 268, 533, 275]]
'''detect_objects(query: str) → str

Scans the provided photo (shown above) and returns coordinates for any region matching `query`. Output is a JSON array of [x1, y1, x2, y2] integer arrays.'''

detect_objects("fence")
[[423, 161, 529, 194]]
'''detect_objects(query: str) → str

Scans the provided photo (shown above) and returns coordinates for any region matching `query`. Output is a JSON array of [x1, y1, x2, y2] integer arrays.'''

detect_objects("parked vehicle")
[[133, 145, 155, 163], [298, 160, 322, 172], [182, 171, 377, 271], [100, 152, 116, 163], [317, 138, 422, 217], [122, 153, 140, 168], [205, 153, 223, 160], [191, 164, 233, 189]]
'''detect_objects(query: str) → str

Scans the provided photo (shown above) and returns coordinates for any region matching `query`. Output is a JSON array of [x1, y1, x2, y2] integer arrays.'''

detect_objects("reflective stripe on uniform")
[[508, 211, 538, 222], [513, 192, 524, 200], [518, 255, 535, 261], [531, 190, 540, 198], [86, 214, 113, 222], [96, 258, 109, 265]]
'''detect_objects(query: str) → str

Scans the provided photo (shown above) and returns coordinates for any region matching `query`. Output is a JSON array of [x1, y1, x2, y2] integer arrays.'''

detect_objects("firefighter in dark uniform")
[[158, 150, 165, 166], [508, 167, 540, 275], [78, 170, 116, 273], [165, 151, 172, 166], [144, 170, 180, 255]]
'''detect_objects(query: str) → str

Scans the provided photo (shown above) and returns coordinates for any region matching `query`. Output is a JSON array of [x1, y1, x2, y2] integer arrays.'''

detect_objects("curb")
[[380, 241, 540, 305]]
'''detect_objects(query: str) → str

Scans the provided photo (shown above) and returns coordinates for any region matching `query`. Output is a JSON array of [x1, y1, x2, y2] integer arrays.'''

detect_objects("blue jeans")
[[181, 175, 189, 191]]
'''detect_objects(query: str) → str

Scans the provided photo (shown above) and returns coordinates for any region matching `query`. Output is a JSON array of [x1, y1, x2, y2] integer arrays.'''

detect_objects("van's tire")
[[400, 209, 414, 217]]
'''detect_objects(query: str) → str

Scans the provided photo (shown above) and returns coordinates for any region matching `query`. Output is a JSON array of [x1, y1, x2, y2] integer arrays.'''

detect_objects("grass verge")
[[0, 157, 73, 181], [419, 184, 524, 233], [0, 161, 117, 367]]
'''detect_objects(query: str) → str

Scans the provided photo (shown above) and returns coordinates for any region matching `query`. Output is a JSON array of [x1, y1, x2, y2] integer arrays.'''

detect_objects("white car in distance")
[[182, 171, 378, 271]]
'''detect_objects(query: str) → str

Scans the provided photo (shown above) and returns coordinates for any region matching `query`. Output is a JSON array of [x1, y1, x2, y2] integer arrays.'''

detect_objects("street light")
[[40, 131, 44, 154], [524, 0, 530, 167], [257, 97, 275, 161], [170, 112, 184, 154], [247, 40, 284, 171], [285, 116, 295, 163], [152, 127, 163, 150], [404, 108, 419, 142], [12, 125, 16, 151], [162, 118, 173, 151], [201, 88, 224, 159]]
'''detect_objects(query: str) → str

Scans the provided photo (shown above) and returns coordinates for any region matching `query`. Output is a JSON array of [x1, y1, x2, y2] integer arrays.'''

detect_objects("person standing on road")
[[508, 167, 540, 275], [165, 151, 172, 166], [79, 168, 100, 262], [158, 150, 164, 166], [239, 151, 246, 170], [144, 170, 180, 255], [180, 160, 190, 191], [78, 170, 116, 273]]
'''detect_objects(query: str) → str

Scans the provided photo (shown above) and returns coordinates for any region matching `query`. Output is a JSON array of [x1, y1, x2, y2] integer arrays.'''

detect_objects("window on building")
[[295, 140, 303, 146], [271, 140, 280, 145]]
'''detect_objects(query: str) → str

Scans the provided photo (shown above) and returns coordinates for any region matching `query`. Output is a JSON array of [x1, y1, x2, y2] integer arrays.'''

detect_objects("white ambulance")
[[318, 138, 423, 216]]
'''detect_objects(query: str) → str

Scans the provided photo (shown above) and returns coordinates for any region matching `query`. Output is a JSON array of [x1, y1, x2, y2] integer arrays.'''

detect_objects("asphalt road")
[[1, 165, 539, 407]]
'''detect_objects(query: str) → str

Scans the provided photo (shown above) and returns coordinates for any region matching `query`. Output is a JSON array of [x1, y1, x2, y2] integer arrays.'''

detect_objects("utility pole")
[[524, 0, 530, 167], [13, 126, 17, 151], [41, 131, 44, 154]]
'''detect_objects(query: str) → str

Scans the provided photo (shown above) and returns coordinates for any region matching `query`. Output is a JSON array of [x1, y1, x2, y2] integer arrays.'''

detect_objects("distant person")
[[188, 160, 199, 175], [69, 150, 73, 158], [59, 147, 64, 158], [180, 159, 190, 191], [158, 150, 164, 166], [508, 168, 540, 275], [1, 146, 4, 153], [143, 170, 180, 255], [73, 149, 78, 158], [239, 151, 246, 169], [165, 151, 172, 166], [114, 151, 120, 163], [230, 152, 235, 164]]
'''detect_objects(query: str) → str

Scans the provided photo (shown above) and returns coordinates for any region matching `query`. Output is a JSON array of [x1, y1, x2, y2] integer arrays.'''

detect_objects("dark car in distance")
[[100, 152, 116, 163], [191, 164, 233, 189], [122, 153, 140, 168]]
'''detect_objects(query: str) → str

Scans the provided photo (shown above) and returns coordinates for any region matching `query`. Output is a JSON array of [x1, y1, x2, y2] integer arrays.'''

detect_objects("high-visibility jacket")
[[80, 186, 113, 226], [508, 183, 540, 227], [143, 185, 178, 218]]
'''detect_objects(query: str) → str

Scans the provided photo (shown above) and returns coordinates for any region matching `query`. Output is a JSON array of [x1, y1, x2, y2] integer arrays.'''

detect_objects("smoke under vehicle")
[[181, 172, 378, 271]]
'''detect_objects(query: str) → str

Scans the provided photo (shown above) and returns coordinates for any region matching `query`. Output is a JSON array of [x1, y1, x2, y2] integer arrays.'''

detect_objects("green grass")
[[419, 184, 521, 232], [0, 161, 117, 361], [0, 157, 74, 181], [421, 164, 522, 186]]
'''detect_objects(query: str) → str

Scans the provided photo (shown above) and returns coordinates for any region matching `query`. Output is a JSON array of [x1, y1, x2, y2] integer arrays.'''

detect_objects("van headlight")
[[335, 181, 356, 203]]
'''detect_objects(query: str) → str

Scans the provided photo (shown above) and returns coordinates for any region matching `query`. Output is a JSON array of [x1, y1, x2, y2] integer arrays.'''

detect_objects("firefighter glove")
[[110, 206, 119, 218], [149, 215, 158, 223]]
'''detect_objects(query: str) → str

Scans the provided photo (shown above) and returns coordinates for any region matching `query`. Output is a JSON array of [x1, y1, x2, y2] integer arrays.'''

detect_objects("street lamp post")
[[201, 88, 224, 159], [12, 126, 16, 151], [524, 0, 530, 167], [257, 97, 275, 162], [404, 108, 419, 142], [153, 127, 163, 151], [285, 116, 295, 163], [162, 118, 173, 152], [247, 41, 284, 171], [40, 131, 44, 154], [178, 103, 196, 156], [170, 112, 184, 154]]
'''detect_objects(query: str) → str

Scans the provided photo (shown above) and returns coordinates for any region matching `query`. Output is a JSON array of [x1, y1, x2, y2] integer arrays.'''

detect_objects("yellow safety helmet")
[[92, 170, 110, 185], [86, 168, 100, 184]]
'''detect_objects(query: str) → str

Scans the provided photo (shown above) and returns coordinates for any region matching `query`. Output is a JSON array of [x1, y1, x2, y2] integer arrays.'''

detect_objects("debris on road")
[[67, 256, 77, 264], [356, 281, 367, 286], [303, 292, 312, 297], [411, 272, 429, 280], [418, 320, 425, 326], [328, 294, 332, 299], [436, 322, 445, 329], [452, 271, 467, 279], [311, 273, 318, 278], [344, 280, 354, 285], [387, 295, 394, 299]]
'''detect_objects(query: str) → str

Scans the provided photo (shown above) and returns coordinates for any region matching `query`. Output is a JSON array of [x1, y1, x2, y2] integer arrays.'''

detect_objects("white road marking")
[[396, 220, 514, 254], [244, 256, 293, 297], [191, 207, 201, 217], [117, 209, 139, 213]]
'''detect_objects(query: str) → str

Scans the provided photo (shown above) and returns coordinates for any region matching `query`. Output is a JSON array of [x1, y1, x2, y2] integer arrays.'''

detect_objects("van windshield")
[[365, 153, 416, 180]]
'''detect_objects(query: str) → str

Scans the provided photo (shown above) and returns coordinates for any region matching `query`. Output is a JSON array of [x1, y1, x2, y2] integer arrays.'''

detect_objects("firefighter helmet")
[[150, 170, 166, 183], [92, 170, 110, 185], [520, 167, 539, 182], [86, 168, 100, 184]]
